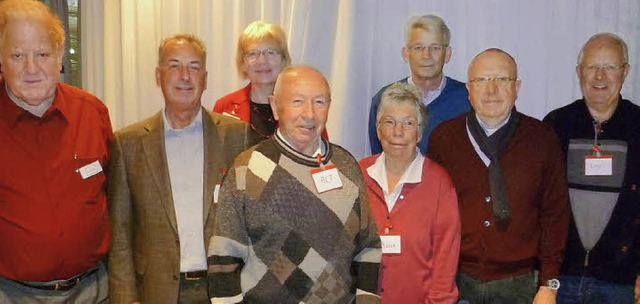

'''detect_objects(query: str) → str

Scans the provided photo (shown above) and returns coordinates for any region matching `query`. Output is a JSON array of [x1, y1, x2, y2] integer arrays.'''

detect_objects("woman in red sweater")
[[359, 82, 461, 303]]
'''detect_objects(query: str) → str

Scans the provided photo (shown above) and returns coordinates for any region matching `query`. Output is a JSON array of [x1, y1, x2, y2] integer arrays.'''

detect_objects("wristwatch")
[[546, 278, 561, 291]]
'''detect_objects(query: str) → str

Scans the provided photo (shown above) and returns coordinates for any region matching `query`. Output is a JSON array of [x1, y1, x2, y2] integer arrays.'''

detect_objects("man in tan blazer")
[[107, 33, 253, 304]]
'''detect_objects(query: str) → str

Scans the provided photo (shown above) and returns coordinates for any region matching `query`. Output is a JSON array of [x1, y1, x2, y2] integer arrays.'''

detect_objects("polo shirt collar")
[[0, 82, 65, 127]]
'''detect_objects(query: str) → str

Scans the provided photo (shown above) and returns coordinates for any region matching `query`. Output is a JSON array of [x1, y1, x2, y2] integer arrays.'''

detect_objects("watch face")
[[547, 279, 561, 291]]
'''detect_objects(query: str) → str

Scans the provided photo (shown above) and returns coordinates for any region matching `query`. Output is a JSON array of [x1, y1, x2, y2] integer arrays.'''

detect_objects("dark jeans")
[[456, 272, 537, 304], [178, 278, 209, 304], [557, 275, 633, 304]]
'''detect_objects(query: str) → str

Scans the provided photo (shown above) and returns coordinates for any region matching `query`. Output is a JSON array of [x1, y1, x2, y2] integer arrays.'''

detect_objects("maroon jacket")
[[428, 113, 570, 282]]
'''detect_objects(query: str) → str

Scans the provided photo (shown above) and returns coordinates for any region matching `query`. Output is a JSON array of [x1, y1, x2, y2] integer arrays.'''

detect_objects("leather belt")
[[180, 270, 207, 280], [13, 267, 99, 291]]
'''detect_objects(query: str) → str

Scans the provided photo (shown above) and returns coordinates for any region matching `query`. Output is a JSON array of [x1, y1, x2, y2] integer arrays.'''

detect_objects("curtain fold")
[[82, 0, 640, 158]]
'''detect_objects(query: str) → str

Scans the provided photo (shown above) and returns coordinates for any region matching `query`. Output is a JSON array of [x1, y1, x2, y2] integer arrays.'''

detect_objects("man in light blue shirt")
[[108, 33, 253, 304]]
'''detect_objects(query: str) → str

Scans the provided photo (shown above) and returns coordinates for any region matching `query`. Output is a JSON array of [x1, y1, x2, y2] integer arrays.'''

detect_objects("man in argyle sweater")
[[208, 66, 381, 304]]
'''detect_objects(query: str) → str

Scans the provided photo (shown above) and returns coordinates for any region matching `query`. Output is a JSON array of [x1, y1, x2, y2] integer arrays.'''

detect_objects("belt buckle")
[[183, 272, 200, 281], [55, 278, 80, 291], [183, 271, 206, 281]]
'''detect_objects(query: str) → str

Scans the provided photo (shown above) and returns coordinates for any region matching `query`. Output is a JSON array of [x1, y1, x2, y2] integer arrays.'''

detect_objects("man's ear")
[[269, 95, 279, 121], [401, 47, 410, 63]]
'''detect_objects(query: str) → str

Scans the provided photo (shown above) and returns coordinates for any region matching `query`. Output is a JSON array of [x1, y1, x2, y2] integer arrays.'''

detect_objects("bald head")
[[468, 48, 518, 80], [273, 65, 331, 100], [269, 65, 331, 155], [466, 48, 521, 127]]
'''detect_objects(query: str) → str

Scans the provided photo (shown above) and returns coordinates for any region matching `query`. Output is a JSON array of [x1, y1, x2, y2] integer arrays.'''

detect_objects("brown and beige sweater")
[[208, 134, 381, 304]]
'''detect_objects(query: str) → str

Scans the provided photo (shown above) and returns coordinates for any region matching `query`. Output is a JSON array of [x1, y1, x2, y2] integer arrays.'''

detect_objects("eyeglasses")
[[244, 48, 282, 62], [468, 76, 517, 86], [162, 63, 203, 74], [379, 118, 418, 130], [581, 63, 627, 73], [407, 44, 447, 54]]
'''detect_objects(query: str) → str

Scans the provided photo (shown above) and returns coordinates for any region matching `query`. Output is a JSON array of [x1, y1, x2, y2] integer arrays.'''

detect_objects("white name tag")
[[380, 235, 401, 254], [213, 183, 221, 204], [78, 160, 103, 180], [310, 165, 343, 193], [222, 112, 240, 119], [585, 155, 613, 176]]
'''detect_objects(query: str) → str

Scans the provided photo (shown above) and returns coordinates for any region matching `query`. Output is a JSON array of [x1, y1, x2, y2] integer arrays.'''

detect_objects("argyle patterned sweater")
[[208, 134, 382, 304]]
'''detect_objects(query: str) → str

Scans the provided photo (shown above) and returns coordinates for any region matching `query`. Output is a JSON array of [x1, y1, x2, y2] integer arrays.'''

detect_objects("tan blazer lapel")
[[203, 108, 222, 223], [141, 111, 179, 234]]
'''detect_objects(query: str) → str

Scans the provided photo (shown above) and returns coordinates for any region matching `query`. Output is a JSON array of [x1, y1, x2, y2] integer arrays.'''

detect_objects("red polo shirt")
[[0, 82, 113, 282]]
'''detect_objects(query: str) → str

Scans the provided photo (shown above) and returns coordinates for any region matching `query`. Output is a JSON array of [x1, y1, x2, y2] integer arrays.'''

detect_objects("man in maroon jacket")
[[428, 48, 570, 304]]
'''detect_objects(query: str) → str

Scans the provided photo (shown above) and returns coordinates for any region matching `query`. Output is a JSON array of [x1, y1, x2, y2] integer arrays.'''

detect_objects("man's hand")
[[533, 287, 556, 304]]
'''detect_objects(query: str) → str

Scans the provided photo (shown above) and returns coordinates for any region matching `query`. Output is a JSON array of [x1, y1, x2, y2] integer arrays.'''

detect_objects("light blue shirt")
[[163, 108, 207, 272], [408, 75, 447, 106]]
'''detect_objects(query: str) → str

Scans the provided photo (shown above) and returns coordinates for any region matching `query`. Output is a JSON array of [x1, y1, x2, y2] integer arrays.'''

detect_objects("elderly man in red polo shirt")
[[0, 0, 112, 303]]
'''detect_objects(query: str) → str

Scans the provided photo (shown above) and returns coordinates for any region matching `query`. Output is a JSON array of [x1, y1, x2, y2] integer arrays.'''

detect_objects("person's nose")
[[485, 80, 499, 94], [392, 121, 404, 136], [25, 54, 38, 74], [594, 67, 605, 80], [179, 66, 190, 80], [420, 48, 432, 59], [301, 101, 316, 119], [255, 52, 267, 64]]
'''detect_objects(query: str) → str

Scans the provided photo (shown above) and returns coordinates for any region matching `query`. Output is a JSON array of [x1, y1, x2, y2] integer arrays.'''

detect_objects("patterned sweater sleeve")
[[208, 159, 250, 304], [352, 166, 382, 304]]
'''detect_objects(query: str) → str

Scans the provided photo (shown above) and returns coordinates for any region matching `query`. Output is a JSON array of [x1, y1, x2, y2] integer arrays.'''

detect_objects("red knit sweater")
[[360, 155, 461, 303]]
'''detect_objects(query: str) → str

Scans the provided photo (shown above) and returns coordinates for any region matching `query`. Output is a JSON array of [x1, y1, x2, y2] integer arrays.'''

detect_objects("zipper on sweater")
[[583, 250, 590, 267]]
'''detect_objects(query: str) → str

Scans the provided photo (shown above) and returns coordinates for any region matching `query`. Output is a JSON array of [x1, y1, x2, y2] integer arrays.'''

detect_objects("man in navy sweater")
[[368, 14, 469, 155]]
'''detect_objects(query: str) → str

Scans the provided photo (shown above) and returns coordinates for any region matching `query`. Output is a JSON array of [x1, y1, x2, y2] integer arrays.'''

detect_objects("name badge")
[[213, 183, 221, 204], [380, 235, 401, 254], [310, 164, 343, 193], [78, 160, 103, 180], [222, 111, 240, 119], [585, 155, 613, 176]]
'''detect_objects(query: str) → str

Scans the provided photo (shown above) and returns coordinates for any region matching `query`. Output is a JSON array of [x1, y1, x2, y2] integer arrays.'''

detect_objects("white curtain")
[[81, 0, 640, 158]]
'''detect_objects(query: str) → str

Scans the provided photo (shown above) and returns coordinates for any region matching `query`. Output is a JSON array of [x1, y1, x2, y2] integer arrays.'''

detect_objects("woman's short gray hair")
[[376, 82, 428, 135]]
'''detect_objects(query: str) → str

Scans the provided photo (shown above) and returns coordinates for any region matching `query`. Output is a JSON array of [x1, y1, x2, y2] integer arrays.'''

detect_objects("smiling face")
[[242, 40, 285, 86], [269, 67, 330, 156], [466, 50, 521, 127], [155, 39, 208, 113], [402, 27, 451, 83], [377, 102, 421, 161], [0, 17, 63, 106], [577, 37, 629, 112]]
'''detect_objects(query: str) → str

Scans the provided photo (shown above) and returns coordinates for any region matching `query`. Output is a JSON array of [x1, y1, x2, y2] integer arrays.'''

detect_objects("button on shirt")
[[366, 150, 424, 212], [163, 109, 207, 272]]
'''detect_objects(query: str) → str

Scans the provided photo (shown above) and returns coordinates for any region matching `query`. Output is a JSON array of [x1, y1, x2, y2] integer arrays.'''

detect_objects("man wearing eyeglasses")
[[107, 34, 253, 304], [428, 48, 570, 304], [543, 33, 640, 304], [368, 14, 470, 155]]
